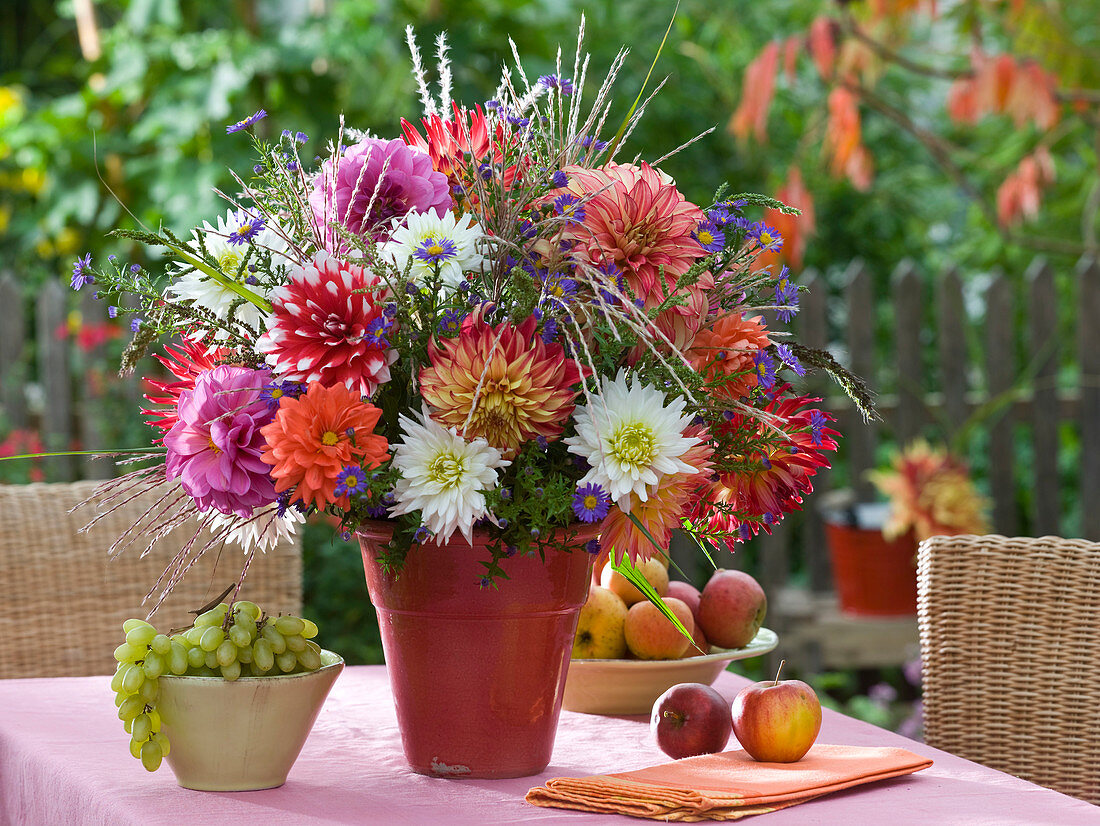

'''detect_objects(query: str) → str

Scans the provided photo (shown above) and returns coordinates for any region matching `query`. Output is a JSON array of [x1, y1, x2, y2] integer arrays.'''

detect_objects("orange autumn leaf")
[[823, 86, 874, 191], [948, 51, 1059, 130], [782, 35, 800, 83], [729, 41, 780, 143], [996, 147, 1055, 227], [757, 166, 816, 271], [808, 17, 837, 81]]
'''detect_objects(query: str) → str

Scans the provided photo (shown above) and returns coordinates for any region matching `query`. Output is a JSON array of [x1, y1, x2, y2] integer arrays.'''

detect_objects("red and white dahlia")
[[257, 252, 396, 397]]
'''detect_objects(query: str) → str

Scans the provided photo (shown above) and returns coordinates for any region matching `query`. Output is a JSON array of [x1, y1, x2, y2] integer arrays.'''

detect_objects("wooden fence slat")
[[0, 272, 27, 430], [1026, 259, 1060, 536], [798, 269, 832, 594], [935, 266, 969, 438], [985, 272, 1017, 536], [36, 280, 76, 481], [892, 261, 924, 445], [1077, 257, 1100, 540], [844, 260, 877, 502]]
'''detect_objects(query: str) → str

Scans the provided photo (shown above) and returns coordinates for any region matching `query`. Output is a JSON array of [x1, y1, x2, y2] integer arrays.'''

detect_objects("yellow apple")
[[572, 586, 629, 659], [601, 557, 669, 606], [624, 597, 695, 660]]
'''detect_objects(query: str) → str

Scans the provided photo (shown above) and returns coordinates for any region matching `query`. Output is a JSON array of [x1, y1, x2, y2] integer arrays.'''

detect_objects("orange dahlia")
[[599, 426, 714, 565], [419, 309, 583, 454], [557, 162, 706, 304], [260, 382, 389, 510], [688, 312, 772, 399]]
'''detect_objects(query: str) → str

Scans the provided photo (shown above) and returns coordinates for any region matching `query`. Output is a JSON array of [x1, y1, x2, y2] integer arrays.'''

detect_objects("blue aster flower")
[[129, 318, 143, 332], [753, 350, 776, 391], [227, 215, 265, 247], [413, 236, 459, 265], [538, 74, 575, 95], [572, 483, 611, 523], [551, 170, 569, 189], [226, 109, 267, 134], [578, 135, 608, 152], [585, 538, 601, 555], [540, 316, 559, 344], [693, 219, 725, 253], [553, 193, 585, 223], [774, 342, 806, 377], [107, 306, 118, 319], [334, 466, 368, 498], [437, 309, 466, 336], [70, 254, 94, 290], [809, 410, 828, 447], [750, 222, 783, 252]]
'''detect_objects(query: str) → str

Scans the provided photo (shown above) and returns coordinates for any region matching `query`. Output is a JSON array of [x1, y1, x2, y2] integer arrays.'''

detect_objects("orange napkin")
[[526, 744, 933, 821]]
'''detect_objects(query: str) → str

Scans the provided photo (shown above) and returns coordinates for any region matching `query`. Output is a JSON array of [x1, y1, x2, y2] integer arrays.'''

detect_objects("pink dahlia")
[[558, 162, 706, 304], [164, 365, 278, 518], [688, 312, 772, 399], [309, 137, 450, 248], [142, 341, 230, 439], [257, 252, 397, 398]]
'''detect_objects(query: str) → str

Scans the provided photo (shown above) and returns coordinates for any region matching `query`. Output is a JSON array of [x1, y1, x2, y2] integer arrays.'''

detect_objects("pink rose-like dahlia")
[[257, 252, 397, 398], [164, 365, 278, 518], [309, 137, 450, 248], [558, 162, 706, 304]]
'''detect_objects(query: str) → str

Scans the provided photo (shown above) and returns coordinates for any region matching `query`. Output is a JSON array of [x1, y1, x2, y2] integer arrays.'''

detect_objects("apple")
[[679, 621, 709, 658], [572, 586, 629, 659], [601, 556, 669, 606], [698, 569, 766, 649], [666, 580, 702, 619], [624, 597, 694, 660], [731, 661, 822, 763], [651, 682, 732, 759]]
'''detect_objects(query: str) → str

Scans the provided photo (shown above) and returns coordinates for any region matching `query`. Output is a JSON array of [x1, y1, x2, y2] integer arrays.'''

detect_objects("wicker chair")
[[917, 534, 1100, 804], [0, 481, 302, 679]]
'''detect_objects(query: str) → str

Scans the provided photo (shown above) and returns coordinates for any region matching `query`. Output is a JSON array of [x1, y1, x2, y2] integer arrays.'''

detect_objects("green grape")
[[123, 618, 153, 634], [301, 618, 319, 639], [129, 736, 144, 760], [132, 713, 152, 742], [260, 625, 286, 654], [237, 644, 253, 664], [199, 626, 225, 652], [305, 640, 321, 656], [228, 624, 252, 648], [142, 652, 165, 679], [186, 645, 206, 669], [215, 640, 238, 668], [113, 642, 145, 664], [233, 600, 261, 622], [140, 676, 159, 705], [284, 634, 306, 653], [183, 626, 205, 647], [140, 739, 163, 772], [152, 731, 170, 757], [252, 639, 274, 673], [194, 604, 228, 628], [110, 664, 128, 694], [204, 650, 219, 669], [275, 650, 297, 673], [220, 660, 242, 681], [168, 642, 188, 675], [118, 695, 145, 722], [121, 663, 146, 695], [124, 717, 132, 734], [273, 616, 305, 636], [147, 708, 161, 732], [193, 666, 218, 677], [150, 634, 172, 656], [114, 690, 127, 708], [296, 646, 321, 671], [125, 624, 157, 648]]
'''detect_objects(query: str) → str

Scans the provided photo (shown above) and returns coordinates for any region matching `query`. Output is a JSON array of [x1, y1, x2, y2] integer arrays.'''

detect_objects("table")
[[1, 667, 1097, 825]]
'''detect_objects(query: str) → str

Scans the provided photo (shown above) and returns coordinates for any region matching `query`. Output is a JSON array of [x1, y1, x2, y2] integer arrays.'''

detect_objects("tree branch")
[[841, 17, 973, 82]]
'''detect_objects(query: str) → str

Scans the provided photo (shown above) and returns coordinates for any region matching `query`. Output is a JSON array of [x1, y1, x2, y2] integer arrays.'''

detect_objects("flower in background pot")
[[869, 439, 991, 542]]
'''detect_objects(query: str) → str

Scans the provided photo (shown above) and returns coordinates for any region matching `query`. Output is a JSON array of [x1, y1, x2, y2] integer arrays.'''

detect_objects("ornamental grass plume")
[[870, 439, 991, 542]]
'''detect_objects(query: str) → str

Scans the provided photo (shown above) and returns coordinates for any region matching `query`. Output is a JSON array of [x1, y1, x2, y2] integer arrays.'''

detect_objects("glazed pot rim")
[[158, 650, 344, 683]]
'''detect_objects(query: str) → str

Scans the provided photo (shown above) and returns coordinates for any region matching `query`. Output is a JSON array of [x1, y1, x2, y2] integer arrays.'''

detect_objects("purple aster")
[[706, 205, 734, 226], [413, 235, 459, 265], [413, 525, 433, 543], [309, 137, 450, 250], [737, 524, 751, 542], [253, 164, 264, 175], [809, 410, 827, 447], [538, 74, 575, 95], [692, 220, 725, 253], [774, 266, 799, 322], [334, 466, 368, 498], [752, 350, 776, 391], [70, 254, 94, 290], [295, 132, 308, 144], [364, 314, 392, 346], [260, 379, 305, 409], [226, 109, 267, 134], [750, 222, 783, 252], [585, 538, 601, 555], [722, 198, 747, 213], [553, 193, 585, 223], [107, 306, 118, 319], [129, 318, 143, 332], [578, 135, 608, 152], [572, 483, 611, 523], [130, 264, 140, 273], [437, 309, 466, 336], [164, 365, 278, 517], [774, 343, 806, 376], [541, 273, 577, 304], [227, 215, 265, 247], [551, 170, 569, 189], [540, 316, 559, 344]]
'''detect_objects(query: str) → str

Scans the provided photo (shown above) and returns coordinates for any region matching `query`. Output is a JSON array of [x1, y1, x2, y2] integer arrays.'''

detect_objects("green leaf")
[[609, 552, 699, 653]]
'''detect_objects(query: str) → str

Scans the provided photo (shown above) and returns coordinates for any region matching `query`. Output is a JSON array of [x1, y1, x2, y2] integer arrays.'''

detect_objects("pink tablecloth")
[[1, 666, 1096, 825]]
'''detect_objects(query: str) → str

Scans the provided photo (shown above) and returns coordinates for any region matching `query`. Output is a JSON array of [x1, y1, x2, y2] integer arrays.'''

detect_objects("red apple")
[[651, 683, 732, 759], [698, 569, 766, 649], [731, 661, 821, 763], [666, 580, 702, 620]]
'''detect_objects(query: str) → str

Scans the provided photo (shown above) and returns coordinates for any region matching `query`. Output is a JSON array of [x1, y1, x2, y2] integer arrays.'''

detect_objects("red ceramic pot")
[[824, 520, 919, 616], [359, 521, 595, 778]]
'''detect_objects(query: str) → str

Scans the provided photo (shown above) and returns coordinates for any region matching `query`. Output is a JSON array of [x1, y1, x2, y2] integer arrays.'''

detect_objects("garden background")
[[4, 0, 1099, 736]]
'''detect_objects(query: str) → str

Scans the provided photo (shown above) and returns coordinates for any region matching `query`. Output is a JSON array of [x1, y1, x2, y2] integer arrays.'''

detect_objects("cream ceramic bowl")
[[563, 628, 778, 715], [156, 650, 344, 791]]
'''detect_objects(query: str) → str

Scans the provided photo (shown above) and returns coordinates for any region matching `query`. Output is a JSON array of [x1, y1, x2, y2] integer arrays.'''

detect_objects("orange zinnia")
[[260, 382, 389, 510]]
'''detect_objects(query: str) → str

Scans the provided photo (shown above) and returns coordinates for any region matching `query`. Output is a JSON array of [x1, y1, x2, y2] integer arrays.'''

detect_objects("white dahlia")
[[565, 371, 702, 511], [389, 407, 510, 544], [381, 208, 484, 289]]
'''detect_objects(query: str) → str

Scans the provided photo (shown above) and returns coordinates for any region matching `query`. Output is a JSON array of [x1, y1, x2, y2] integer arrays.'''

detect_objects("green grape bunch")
[[111, 600, 324, 772]]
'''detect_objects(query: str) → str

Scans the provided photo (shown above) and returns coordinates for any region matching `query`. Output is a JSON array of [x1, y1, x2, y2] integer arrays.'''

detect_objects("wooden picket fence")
[[2, 257, 1097, 667]]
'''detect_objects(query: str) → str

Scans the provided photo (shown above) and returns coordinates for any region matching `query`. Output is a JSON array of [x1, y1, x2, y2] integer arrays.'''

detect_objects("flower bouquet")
[[72, 22, 871, 777]]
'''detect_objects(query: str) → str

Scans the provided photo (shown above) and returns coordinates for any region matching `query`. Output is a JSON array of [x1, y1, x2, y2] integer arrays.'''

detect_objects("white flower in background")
[[207, 505, 305, 554], [382, 208, 484, 288], [565, 371, 701, 511], [168, 208, 290, 339], [389, 407, 510, 544]]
